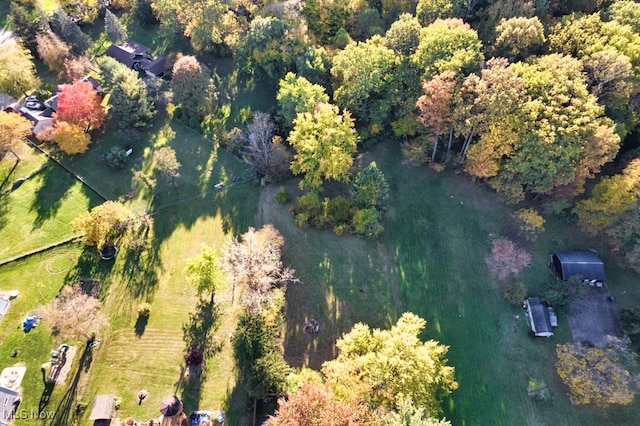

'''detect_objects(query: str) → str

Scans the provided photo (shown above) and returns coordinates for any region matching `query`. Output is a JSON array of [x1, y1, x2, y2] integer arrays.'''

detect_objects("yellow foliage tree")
[[0, 111, 33, 159], [513, 208, 545, 241], [574, 158, 640, 233], [53, 121, 91, 154], [71, 201, 134, 246], [556, 340, 639, 407]]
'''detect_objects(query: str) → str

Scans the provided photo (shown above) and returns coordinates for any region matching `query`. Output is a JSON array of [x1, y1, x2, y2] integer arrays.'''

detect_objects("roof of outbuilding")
[[552, 251, 606, 281], [526, 297, 553, 336], [89, 394, 114, 420]]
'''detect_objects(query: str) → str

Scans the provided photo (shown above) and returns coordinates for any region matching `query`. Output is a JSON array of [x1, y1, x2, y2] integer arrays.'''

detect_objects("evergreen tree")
[[50, 8, 92, 55], [109, 68, 156, 129], [105, 9, 128, 44]]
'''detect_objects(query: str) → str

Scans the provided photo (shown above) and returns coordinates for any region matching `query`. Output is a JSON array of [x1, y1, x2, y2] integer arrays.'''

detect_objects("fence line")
[[27, 139, 109, 201], [0, 234, 83, 267]]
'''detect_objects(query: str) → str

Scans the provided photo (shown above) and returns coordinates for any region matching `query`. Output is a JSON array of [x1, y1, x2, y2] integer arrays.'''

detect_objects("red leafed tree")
[[54, 80, 106, 132], [264, 383, 375, 426], [485, 237, 532, 281]]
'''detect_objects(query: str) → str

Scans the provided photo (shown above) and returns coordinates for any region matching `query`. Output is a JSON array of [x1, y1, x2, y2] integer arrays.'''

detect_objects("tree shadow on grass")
[[48, 342, 94, 426], [119, 226, 162, 301], [134, 315, 149, 337], [65, 246, 115, 287], [175, 299, 223, 411], [30, 163, 76, 230]]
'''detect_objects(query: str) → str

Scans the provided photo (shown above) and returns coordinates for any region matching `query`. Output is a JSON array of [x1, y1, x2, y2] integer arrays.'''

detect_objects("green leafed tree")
[[416, 0, 455, 26], [322, 312, 458, 415], [289, 103, 358, 191], [385, 13, 422, 56], [385, 397, 452, 426], [295, 45, 330, 85], [575, 158, 640, 233], [607, 199, 640, 274], [50, 8, 92, 55], [351, 162, 390, 212], [276, 73, 329, 130], [186, 245, 222, 303], [495, 16, 546, 60], [412, 18, 483, 79], [462, 55, 621, 203], [9, 1, 48, 53], [171, 56, 215, 120], [153, 147, 181, 185], [0, 40, 40, 98], [71, 201, 135, 246], [105, 9, 128, 44], [238, 16, 304, 81], [609, 0, 640, 33], [331, 36, 398, 132], [109, 67, 156, 129]]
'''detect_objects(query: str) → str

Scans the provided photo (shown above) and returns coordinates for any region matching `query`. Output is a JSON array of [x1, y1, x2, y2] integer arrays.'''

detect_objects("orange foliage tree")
[[53, 121, 91, 154], [54, 80, 106, 132], [264, 383, 376, 426]]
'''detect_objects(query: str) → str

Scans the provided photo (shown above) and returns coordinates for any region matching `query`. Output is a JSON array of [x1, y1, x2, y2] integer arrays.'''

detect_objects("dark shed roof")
[[525, 297, 553, 337], [551, 251, 606, 281]]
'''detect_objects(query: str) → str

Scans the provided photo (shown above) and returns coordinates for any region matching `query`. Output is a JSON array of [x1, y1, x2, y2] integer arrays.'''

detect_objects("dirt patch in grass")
[[568, 285, 621, 347]]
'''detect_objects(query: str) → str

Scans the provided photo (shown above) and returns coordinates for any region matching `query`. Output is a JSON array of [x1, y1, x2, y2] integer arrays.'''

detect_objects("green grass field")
[[0, 245, 86, 425], [0, 144, 102, 262], [258, 142, 640, 426]]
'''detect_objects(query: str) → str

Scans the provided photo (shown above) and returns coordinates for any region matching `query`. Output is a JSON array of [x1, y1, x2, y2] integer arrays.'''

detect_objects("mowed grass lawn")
[[0, 143, 103, 262], [0, 245, 87, 424], [260, 141, 640, 426], [49, 118, 262, 423]]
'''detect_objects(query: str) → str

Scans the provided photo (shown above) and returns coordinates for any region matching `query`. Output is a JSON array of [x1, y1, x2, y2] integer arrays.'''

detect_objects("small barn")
[[524, 297, 555, 337], [89, 394, 114, 425], [550, 251, 606, 282]]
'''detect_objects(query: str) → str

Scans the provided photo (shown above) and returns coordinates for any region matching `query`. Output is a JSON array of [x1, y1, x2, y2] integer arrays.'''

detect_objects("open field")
[[258, 142, 640, 426], [0, 144, 102, 262]]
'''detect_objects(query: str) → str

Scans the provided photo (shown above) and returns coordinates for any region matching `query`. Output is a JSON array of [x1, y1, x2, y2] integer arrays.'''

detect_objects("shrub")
[[275, 188, 291, 204], [295, 212, 310, 228], [294, 192, 322, 218], [137, 303, 151, 318], [326, 195, 353, 224], [541, 275, 585, 312], [514, 208, 545, 240], [401, 140, 428, 165], [333, 223, 350, 235], [352, 208, 383, 239], [188, 116, 200, 130], [527, 378, 550, 401], [485, 238, 532, 281], [503, 281, 526, 306], [105, 146, 128, 169], [351, 162, 389, 212]]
